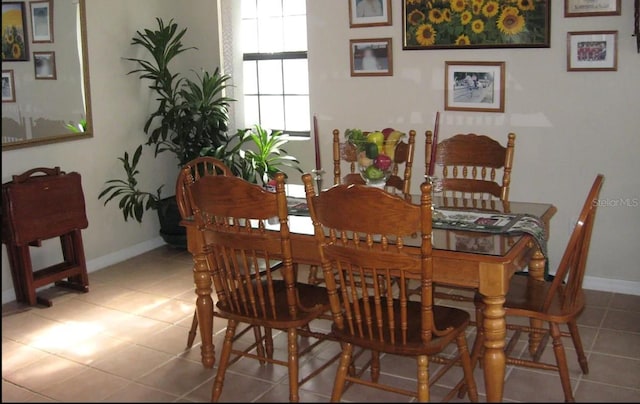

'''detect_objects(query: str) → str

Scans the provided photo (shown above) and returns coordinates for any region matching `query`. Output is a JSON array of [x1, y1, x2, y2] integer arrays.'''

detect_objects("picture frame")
[[567, 31, 618, 71], [2, 70, 16, 102], [444, 61, 505, 113], [349, 0, 392, 28], [564, 0, 621, 17], [30, 0, 53, 43], [33, 51, 56, 79], [350, 38, 393, 77], [2, 2, 30, 61], [402, 0, 550, 50]]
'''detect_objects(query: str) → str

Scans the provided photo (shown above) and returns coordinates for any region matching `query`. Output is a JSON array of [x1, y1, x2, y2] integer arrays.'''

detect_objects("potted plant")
[[98, 18, 233, 247]]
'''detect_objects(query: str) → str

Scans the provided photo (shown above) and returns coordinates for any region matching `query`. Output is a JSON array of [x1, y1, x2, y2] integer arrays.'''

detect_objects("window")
[[240, 0, 310, 137]]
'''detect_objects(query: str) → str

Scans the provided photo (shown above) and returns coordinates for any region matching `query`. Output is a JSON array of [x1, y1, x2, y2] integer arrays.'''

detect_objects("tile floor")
[[2, 245, 640, 402]]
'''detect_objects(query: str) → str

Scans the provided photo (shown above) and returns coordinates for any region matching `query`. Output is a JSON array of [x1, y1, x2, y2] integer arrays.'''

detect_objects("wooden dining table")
[[182, 184, 557, 403]]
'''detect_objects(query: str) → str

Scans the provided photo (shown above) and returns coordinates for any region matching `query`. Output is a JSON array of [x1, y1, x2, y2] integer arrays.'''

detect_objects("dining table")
[[181, 184, 557, 403]]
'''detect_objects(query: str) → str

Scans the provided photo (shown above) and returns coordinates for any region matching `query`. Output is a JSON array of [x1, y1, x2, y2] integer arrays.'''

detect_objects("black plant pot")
[[156, 196, 187, 249]]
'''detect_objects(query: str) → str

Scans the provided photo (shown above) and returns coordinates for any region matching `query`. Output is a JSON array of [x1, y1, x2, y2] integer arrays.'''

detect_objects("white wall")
[[305, 0, 640, 292], [1, 0, 221, 303]]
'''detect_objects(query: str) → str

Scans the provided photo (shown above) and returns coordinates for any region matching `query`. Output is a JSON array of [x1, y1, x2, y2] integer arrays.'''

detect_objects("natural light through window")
[[241, 0, 310, 137]]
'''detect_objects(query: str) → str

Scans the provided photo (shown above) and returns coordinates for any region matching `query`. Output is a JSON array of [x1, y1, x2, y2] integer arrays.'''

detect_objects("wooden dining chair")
[[308, 129, 417, 285], [302, 174, 478, 403], [180, 168, 333, 402], [424, 131, 516, 302], [466, 174, 604, 403], [425, 131, 516, 205]]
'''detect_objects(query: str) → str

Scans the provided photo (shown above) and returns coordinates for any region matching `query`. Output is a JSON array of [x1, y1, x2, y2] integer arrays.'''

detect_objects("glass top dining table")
[[183, 183, 557, 402]]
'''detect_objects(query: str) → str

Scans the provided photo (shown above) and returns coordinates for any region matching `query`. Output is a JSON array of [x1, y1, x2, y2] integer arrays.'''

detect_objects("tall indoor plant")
[[99, 18, 233, 246]]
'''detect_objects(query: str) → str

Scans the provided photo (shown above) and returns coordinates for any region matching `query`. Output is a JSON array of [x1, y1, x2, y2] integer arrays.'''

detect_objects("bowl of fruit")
[[345, 128, 406, 188]]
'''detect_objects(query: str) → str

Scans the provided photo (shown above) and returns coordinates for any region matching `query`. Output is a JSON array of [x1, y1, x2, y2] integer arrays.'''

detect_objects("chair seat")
[[474, 275, 586, 324], [332, 298, 470, 356], [216, 281, 330, 328]]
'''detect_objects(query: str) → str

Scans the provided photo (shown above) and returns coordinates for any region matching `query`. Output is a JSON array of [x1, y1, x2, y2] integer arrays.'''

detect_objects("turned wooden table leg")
[[482, 294, 507, 402], [527, 247, 547, 357]]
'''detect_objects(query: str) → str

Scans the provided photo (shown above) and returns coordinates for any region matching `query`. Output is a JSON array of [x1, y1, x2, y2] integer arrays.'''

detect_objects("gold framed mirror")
[[2, 0, 92, 150]]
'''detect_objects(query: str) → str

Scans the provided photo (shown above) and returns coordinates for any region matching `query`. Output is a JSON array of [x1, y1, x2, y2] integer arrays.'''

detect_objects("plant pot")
[[156, 196, 187, 249]]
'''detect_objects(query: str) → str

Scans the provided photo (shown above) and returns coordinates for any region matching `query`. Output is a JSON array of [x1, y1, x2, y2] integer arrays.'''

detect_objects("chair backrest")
[[179, 162, 299, 321], [425, 131, 515, 202], [303, 173, 444, 344], [333, 129, 417, 199], [176, 156, 234, 220], [543, 174, 604, 313]]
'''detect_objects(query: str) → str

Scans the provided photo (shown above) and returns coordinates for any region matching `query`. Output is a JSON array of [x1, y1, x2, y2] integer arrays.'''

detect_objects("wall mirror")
[[1, 0, 92, 150]]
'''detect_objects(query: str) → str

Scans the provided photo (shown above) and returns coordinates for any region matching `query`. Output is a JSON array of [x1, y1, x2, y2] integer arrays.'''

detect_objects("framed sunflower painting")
[[402, 0, 550, 50], [2, 2, 29, 61]]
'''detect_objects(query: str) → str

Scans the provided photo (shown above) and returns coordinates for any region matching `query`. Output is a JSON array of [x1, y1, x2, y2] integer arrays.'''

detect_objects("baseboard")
[[583, 275, 640, 296], [1, 237, 166, 305]]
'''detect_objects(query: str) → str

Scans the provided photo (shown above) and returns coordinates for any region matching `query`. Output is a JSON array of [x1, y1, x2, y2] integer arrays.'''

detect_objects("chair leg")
[[186, 309, 198, 348], [456, 332, 479, 402], [331, 342, 353, 402], [211, 319, 238, 402], [370, 350, 380, 382], [550, 322, 575, 403], [307, 265, 323, 285], [459, 305, 484, 399], [416, 355, 429, 402], [252, 326, 267, 365], [287, 328, 300, 402], [567, 319, 589, 374], [265, 327, 274, 359]]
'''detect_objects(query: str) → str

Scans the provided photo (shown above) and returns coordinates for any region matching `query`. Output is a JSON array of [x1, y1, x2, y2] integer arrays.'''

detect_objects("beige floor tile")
[[184, 370, 274, 402], [591, 328, 640, 358], [502, 367, 574, 402], [256, 383, 330, 402], [577, 305, 607, 327], [139, 298, 194, 324], [139, 272, 195, 298], [136, 324, 197, 355], [135, 357, 215, 396], [574, 380, 640, 402], [2, 339, 49, 376], [601, 309, 640, 333], [584, 289, 613, 308], [39, 367, 130, 402], [1, 312, 63, 346], [89, 344, 174, 380], [102, 382, 180, 402], [609, 293, 640, 312], [582, 352, 640, 389], [3, 354, 86, 392], [1, 380, 55, 402]]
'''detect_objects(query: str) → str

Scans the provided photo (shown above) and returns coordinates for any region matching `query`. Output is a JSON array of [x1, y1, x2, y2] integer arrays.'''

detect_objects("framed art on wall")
[[444, 61, 505, 113], [2, 2, 29, 61], [565, 0, 621, 17], [403, 0, 550, 50], [349, 0, 392, 28], [350, 38, 393, 76], [567, 31, 618, 71], [2, 70, 16, 102], [30, 0, 53, 43], [34, 51, 56, 79]]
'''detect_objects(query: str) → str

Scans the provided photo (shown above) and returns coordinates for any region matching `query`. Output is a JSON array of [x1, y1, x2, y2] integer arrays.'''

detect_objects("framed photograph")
[[567, 31, 618, 71], [2, 70, 16, 102], [2, 2, 29, 61], [402, 0, 550, 50], [350, 38, 393, 77], [444, 61, 505, 113], [349, 0, 392, 28], [30, 0, 53, 43], [33, 51, 56, 79], [565, 0, 621, 17]]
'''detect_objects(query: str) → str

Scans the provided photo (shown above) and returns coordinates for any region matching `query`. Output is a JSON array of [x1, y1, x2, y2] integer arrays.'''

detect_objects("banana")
[[384, 130, 405, 159]]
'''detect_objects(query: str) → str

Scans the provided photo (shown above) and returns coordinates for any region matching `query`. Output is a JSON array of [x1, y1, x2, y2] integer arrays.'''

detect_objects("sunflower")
[[497, 7, 525, 35], [450, 0, 467, 13], [472, 2, 482, 14], [460, 10, 472, 24], [406, 0, 423, 5], [442, 8, 451, 22], [482, 1, 500, 18], [5, 32, 14, 45], [455, 34, 471, 45], [428, 8, 445, 24], [517, 0, 535, 11], [415, 24, 437, 46], [408, 9, 426, 25], [12, 43, 21, 59], [471, 19, 485, 34]]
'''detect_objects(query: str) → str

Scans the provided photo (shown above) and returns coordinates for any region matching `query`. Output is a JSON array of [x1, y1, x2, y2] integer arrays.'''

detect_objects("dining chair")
[[425, 130, 516, 206], [308, 128, 417, 285], [424, 131, 516, 303], [465, 174, 604, 403], [180, 168, 333, 402], [302, 173, 478, 402], [177, 157, 283, 352]]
